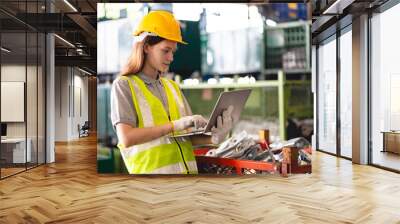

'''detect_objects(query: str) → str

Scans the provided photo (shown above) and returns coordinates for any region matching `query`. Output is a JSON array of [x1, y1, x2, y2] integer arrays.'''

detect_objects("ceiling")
[[0, 0, 97, 74], [311, 0, 390, 42]]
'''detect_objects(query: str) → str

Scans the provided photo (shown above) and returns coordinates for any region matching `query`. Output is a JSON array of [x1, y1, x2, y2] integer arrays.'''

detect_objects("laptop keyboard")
[[187, 127, 206, 134]]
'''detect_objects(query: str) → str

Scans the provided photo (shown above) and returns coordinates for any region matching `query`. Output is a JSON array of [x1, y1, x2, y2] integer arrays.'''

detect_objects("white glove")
[[172, 115, 207, 131], [211, 105, 234, 144], [192, 115, 208, 130]]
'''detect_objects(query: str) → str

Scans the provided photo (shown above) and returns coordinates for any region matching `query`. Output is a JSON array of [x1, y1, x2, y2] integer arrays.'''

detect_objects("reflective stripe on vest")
[[160, 79, 190, 136], [117, 75, 198, 174]]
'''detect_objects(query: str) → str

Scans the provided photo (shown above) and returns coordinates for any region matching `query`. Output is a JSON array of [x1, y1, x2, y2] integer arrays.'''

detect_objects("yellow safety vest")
[[117, 75, 198, 174]]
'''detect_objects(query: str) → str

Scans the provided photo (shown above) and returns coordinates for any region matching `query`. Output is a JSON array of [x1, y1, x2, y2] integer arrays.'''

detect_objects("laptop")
[[172, 89, 252, 137]]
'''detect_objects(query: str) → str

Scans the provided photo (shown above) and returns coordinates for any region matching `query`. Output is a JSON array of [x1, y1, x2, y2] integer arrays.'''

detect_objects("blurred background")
[[97, 3, 312, 173]]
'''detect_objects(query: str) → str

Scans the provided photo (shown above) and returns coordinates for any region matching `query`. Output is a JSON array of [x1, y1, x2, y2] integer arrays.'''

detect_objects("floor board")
[[0, 134, 400, 223]]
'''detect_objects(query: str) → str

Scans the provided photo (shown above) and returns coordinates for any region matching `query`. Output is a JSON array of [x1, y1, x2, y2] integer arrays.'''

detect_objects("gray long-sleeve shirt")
[[110, 72, 192, 130]]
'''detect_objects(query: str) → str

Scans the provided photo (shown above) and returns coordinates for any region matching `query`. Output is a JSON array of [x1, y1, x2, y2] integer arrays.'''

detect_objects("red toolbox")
[[194, 146, 311, 176], [195, 148, 278, 175]]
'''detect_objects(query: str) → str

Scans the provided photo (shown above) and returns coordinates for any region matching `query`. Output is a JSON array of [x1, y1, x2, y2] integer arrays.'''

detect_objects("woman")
[[111, 10, 233, 174]]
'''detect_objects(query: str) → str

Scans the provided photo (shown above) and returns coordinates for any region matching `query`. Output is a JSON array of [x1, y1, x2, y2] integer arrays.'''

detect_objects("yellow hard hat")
[[133, 10, 187, 45]]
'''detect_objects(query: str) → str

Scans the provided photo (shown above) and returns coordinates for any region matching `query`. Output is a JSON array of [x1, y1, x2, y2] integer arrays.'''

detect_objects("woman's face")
[[144, 39, 177, 73]]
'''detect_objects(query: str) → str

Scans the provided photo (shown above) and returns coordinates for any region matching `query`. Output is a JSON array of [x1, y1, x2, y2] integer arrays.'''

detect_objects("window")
[[317, 36, 337, 154], [0, 1, 46, 179], [371, 2, 400, 171], [339, 27, 352, 158]]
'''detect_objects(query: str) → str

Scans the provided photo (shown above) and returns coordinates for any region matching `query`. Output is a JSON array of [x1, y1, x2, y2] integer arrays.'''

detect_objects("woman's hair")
[[119, 36, 164, 76]]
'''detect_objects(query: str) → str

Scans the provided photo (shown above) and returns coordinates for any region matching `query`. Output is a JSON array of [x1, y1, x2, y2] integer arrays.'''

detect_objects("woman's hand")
[[116, 115, 208, 148], [211, 105, 234, 144], [172, 115, 207, 131]]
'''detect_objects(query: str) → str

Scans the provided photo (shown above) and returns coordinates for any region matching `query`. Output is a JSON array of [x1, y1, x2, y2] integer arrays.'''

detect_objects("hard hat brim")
[[133, 31, 187, 45], [168, 38, 188, 45]]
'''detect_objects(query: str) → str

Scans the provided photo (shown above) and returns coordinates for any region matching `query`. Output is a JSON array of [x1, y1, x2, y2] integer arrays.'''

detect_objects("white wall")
[[55, 67, 68, 141], [1, 65, 26, 141], [54, 67, 89, 141], [1, 65, 33, 138]]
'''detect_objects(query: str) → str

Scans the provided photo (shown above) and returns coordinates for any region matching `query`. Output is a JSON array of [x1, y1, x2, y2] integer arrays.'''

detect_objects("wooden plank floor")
[[1, 134, 400, 223], [372, 151, 400, 171], [1, 167, 26, 177]]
